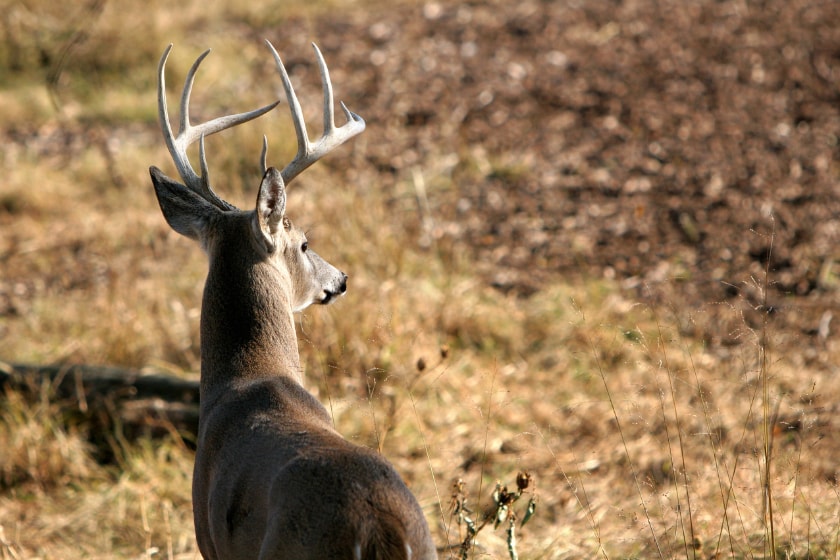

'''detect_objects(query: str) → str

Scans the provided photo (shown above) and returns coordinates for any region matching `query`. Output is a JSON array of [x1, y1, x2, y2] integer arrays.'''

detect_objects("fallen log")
[[0, 361, 200, 458], [0, 361, 199, 402]]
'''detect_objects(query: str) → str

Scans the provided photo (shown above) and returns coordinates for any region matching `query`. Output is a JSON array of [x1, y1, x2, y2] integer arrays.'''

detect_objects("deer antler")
[[157, 44, 280, 210], [263, 40, 366, 185]]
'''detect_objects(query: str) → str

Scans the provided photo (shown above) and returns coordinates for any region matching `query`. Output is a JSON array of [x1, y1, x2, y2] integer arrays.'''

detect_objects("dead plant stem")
[[474, 363, 498, 557], [645, 297, 697, 559], [574, 303, 664, 557], [758, 219, 777, 560]]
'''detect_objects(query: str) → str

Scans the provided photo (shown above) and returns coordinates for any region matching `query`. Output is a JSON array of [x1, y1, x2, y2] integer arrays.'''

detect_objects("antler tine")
[[157, 44, 281, 210], [264, 40, 366, 186], [314, 43, 336, 136], [260, 135, 269, 176]]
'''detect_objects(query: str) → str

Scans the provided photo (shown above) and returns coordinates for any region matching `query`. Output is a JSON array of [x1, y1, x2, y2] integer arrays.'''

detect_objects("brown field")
[[2, 0, 840, 558]]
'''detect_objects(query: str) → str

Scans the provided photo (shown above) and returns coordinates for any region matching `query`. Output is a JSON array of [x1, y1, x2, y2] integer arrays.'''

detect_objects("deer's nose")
[[339, 273, 348, 294]]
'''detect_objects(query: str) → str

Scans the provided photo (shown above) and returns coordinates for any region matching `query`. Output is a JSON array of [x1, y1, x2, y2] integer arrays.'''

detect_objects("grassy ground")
[[2, 0, 840, 558]]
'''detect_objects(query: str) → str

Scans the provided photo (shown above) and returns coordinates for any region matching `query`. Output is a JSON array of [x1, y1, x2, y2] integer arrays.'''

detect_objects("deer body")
[[150, 42, 436, 560]]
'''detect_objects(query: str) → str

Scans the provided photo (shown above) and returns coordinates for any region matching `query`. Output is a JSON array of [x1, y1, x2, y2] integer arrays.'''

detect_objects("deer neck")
[[199, 227, 303, 398]]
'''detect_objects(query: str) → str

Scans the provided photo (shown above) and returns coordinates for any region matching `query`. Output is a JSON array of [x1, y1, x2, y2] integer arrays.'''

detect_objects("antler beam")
[[157, 44, 280, 210], [264, 40, 366, 185]]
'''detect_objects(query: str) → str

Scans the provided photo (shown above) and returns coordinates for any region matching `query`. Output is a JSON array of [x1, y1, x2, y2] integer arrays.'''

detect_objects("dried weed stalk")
[[450, 471, 537, 560]]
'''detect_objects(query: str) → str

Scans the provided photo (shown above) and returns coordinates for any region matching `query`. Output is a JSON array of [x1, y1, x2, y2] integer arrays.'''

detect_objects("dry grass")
[[2, 0, 840, 558]]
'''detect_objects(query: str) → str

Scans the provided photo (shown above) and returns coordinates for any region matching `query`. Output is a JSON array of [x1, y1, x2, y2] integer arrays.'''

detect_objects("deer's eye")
[[301, 241, 308, 253]]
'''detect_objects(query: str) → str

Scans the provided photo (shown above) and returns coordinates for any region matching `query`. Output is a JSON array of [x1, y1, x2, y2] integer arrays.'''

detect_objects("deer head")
[[150, 41, 363, 312]]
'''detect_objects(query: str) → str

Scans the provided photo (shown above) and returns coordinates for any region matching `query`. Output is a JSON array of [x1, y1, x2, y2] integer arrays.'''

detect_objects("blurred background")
[[2, 0, 840, 558]]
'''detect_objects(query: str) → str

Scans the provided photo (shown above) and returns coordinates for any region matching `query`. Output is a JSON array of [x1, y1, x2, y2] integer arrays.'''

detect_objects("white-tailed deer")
[[149, 40, 437, 560]]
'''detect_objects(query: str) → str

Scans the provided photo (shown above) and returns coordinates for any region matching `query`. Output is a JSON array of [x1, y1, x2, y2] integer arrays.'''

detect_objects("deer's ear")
[[252, 167, 286, 253], [150, 166, 219, 241]]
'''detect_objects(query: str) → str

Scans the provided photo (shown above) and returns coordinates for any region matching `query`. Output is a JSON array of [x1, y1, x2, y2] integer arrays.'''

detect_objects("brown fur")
[[150, 166, 437, 559]]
